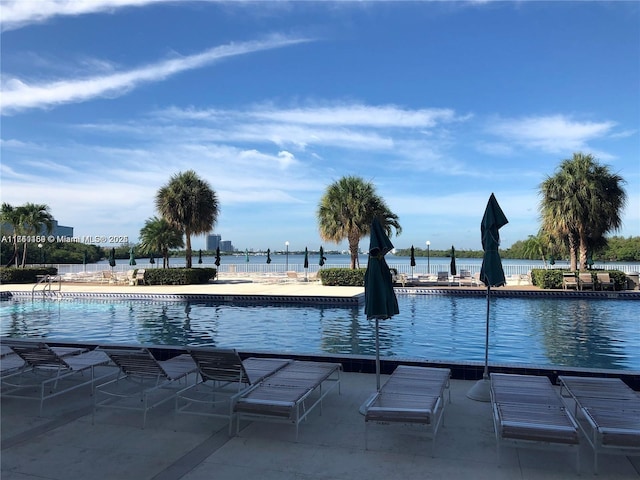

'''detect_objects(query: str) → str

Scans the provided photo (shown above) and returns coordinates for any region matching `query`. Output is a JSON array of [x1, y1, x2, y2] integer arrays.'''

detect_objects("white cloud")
[[486, 114, 616, 154], [0, 0, 171, 31], [1, 35, 312, 114]]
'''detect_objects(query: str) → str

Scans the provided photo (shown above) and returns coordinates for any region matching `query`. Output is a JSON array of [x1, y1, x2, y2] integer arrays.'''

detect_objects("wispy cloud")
[[485, 114, 617, 154], [1, 0, 172, 31], [0, 35, 312, 114]]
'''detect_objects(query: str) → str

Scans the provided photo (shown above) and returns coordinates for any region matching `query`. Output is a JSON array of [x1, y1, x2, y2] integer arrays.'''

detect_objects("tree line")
[[2, 152, 633, 270]]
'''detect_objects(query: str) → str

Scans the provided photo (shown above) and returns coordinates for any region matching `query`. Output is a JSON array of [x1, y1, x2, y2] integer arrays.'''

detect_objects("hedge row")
[[530, 269, 628, 290], [0, 267, 58, 284], [141, 267, 217, 285], [318, 268, 366, 286]]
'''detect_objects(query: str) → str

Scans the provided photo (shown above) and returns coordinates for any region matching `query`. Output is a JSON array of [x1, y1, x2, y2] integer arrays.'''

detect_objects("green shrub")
[[530, 268, 627, 290], [318, 268, 365, 286], [0, 267, 58, 284], [142, 267, 216, 285]]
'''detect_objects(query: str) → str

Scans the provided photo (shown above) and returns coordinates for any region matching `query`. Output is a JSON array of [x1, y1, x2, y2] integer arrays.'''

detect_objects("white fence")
[[48, 262, 640, 277]]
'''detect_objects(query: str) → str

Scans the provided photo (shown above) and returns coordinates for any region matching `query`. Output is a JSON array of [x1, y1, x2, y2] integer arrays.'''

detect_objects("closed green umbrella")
[[319, 246, 326, 267], [304, 247, 309, 280], [266, 248, 272, 264], [410, 245, 416, 279], [364, 217, 399, 391], [245, 248, 249, 263], [450, 245, 457, 276], [468, 193, 508, 402], [149, 253, 155, 266], [214, 247, 221, 267], [129, 247, 136, 266], [198, 249, 203, 264], [108, 248, 116, 268]]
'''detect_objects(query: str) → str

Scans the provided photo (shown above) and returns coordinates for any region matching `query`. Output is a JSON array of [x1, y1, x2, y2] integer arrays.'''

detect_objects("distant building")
[[206, 233, 234, 252], [1, 219, 73, 237], [219, 240, 234, 252], [206, 234, 221, 251]]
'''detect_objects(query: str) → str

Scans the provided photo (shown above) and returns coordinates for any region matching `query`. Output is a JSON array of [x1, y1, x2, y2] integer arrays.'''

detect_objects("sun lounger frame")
[[93, 346, 198, 428], [363, 365, 451, 455], [0, 339, 113, 415], [558, 375, 640, 473], [175, 348, 292, 435], [490, 373, 581, 473], [233, 360, 342, 439]]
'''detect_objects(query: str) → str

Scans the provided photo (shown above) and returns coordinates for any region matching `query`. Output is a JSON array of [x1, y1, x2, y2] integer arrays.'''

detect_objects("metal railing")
[[32, 274, 62, 298]]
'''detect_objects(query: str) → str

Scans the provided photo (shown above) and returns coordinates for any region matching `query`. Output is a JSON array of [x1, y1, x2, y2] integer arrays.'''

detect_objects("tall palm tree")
[[155, 170, 219, 268], [1, 203, 21, 267], [138, 216, 184, 268], [317, 176, 401, 269], [18, 203, 54, 267], [539, 153, 626, 271]]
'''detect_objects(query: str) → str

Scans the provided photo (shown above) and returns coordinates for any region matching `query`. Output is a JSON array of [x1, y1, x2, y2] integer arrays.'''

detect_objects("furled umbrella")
[[319, 246, 326, 267], [410, 245, 416, 280], [304, 247, 309, 280], [450, 245, 457, 277], [467, 193, 508, 402], [266, 248, 272, 264], [364, 217, 400, 391], [214, 247, 221, 267], [83, 251, 87, 273], [149, 253, 155, 267], [108, 247, 116, 269], [198, 249, 203, 265], [129, 247, 137, 266], [245, 248, 249, 263]]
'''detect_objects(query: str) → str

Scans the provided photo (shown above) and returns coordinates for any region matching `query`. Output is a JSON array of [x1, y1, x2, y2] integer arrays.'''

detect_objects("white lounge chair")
[[362, 365, 451, 454], [558, 375, 640, 473], [1, 339, 114, 414], [94, 346, 198, 428], [176, 348, 291, 435], [490, 373, 580, 472], [233, 360, 342, 438]]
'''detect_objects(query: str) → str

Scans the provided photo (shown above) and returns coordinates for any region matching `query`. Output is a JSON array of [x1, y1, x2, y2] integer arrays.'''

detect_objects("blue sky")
[[1, 0, 638, 253]]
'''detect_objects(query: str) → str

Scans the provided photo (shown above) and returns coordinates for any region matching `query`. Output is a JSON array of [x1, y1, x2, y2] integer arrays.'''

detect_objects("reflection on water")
[[1, 296, 638, 370]]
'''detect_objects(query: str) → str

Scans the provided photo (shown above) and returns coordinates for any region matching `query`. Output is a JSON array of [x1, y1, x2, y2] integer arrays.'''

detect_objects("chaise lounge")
[[362, 365, 451, 454], [1, 338, 114, 414], [558, 375, 640, 473], [233, 360, 342, 438], [94, 346, 198, 428], [490, 373, 581, 472], [176, 347, 292, 434]]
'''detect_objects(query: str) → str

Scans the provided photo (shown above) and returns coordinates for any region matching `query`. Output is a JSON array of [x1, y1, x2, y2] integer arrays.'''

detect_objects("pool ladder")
[[32, 274, 62, 299]]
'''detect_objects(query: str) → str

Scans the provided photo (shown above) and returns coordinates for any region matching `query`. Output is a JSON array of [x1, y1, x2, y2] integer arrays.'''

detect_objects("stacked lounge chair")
[[233, 360, 342, 438], [362, 365, 451, 454], [176, 347, 292, 434], [559, 375, 640, 473], [490, 373, 581, 472]]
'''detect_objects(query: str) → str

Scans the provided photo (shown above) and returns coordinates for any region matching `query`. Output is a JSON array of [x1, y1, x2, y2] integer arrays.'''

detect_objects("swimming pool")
[[1, 295, 638, 371]]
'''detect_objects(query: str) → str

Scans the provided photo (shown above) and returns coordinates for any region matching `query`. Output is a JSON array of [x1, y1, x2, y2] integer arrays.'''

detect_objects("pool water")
[[1, 295, 638, 371]]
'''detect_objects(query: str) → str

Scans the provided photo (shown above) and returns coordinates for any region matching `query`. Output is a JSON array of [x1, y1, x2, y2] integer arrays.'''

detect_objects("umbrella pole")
[[467, 285, 492, 402], [483, 286, 490, 380], [375, 317, 381, 391]]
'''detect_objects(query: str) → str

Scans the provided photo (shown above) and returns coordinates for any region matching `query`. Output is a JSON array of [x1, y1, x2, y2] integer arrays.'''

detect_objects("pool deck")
[[2, 368, 639, 480], [2, 280, 639, 479]]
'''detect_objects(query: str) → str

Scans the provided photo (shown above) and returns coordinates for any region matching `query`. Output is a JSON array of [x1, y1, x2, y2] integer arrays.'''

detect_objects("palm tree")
[[317, 176, 401, 269], [539, 153, 626, 271], [138, 216, 184, 268], [155, 170, 219, 268], [1, 203, 21, 267], [18, 203, 54, 267]]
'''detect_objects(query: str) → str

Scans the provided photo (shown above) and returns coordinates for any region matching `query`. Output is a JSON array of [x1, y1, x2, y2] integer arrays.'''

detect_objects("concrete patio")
[[2, 368, 639, 480]]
